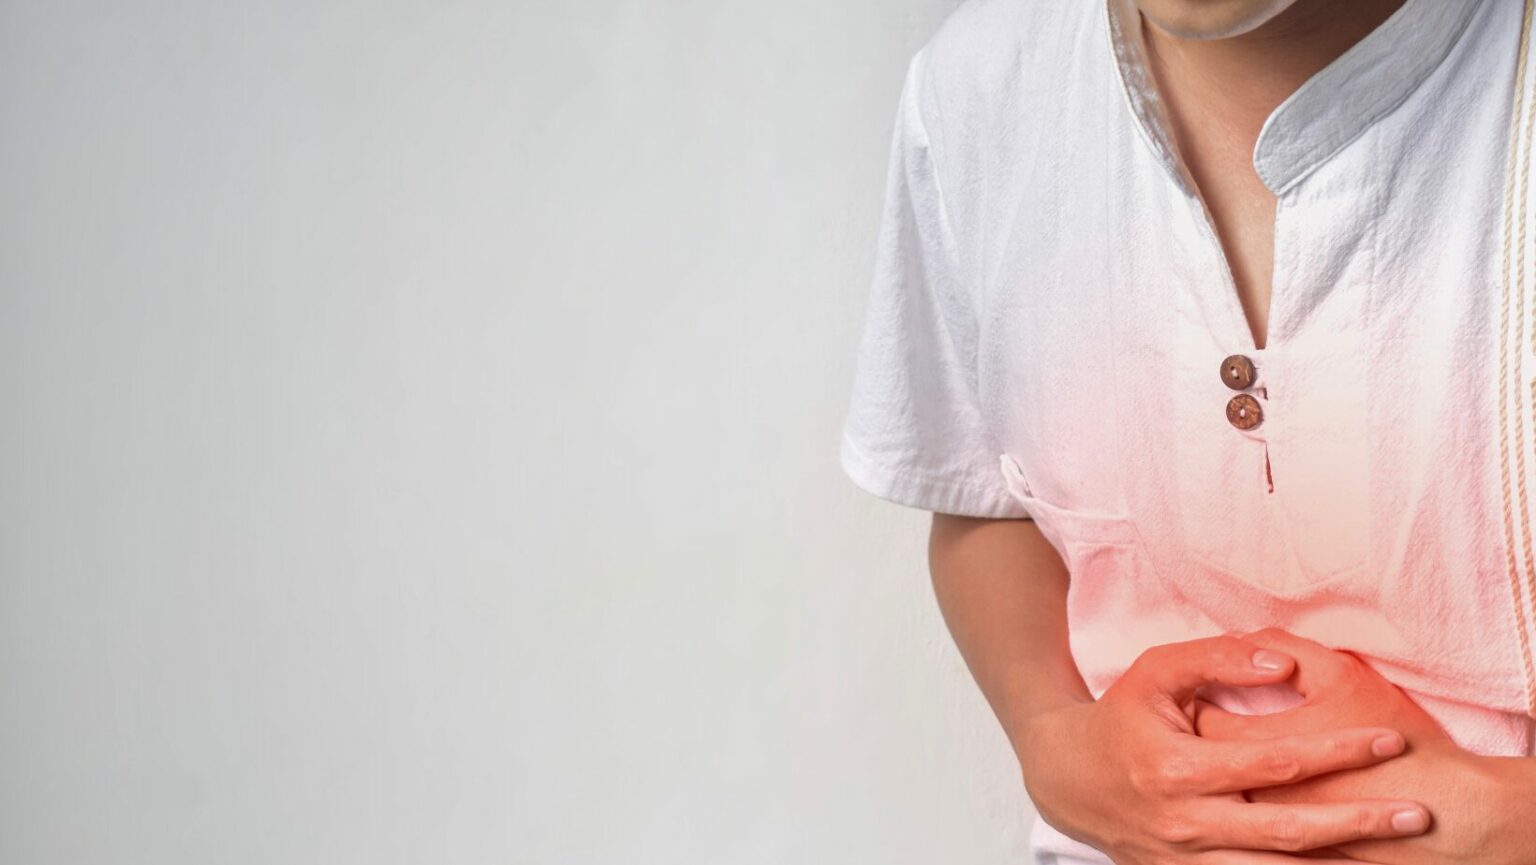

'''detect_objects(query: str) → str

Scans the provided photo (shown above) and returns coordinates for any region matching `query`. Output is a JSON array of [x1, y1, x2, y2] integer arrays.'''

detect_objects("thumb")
[[1189, 698, 1279, 741], [1126, 635, 1297, 701]]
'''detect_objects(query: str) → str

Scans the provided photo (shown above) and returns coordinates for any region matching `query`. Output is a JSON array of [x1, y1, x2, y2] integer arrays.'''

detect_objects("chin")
[[1133, 0, 1302, 40]]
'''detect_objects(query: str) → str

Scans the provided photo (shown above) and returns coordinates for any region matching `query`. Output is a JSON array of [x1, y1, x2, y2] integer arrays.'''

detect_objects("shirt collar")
[[1105, 0, 1486, 197]]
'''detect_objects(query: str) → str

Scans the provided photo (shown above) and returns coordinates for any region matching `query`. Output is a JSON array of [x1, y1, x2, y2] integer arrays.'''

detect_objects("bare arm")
[[927, 513, 1091, 759], [926, 513, 1431, 863]]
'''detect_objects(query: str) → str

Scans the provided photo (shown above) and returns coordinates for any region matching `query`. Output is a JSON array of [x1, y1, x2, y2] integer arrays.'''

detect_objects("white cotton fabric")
[[839, 0, 1536, 861]]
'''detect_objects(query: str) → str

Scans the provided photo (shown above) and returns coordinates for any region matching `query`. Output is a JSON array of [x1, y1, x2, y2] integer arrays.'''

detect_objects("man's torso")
[[914, 0, 1536, 762]]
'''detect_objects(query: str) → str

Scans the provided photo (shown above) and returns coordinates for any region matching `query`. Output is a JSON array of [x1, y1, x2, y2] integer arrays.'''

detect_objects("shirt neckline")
[[1104, 0, 1486, 197]]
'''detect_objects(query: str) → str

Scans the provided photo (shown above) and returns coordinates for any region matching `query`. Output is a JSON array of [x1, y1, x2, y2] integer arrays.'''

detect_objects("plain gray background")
[[0, 1, 1039, 862]]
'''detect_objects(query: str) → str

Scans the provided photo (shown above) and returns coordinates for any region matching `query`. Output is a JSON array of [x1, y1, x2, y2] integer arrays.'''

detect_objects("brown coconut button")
[[1226, 393, 1263, 430], [1220, 354, 1257, 390]]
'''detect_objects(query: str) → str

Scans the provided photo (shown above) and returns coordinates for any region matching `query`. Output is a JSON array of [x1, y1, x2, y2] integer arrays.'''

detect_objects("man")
[[840, 0, 1536, 862]]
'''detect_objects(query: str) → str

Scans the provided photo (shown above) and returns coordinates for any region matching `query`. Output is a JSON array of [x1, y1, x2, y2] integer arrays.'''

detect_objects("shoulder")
[[905, 0, 1103, 145], [914, 0, 1096, 97]]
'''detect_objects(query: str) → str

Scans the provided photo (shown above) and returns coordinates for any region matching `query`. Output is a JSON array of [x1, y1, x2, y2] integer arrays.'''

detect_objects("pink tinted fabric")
[[842, 0, 1536, 861]]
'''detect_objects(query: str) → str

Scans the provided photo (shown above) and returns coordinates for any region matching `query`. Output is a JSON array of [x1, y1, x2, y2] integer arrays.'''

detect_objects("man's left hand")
[[1192, 628, 1536, 865]]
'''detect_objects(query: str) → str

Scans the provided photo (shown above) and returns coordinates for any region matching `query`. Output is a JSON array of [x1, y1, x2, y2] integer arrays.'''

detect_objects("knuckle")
[[1155, 754, 1199, 791], [1148, 813, 1201, 847], [1209, 635, 1249, 665], [1136, 644, 1172, 668], [1330, 733, 1367, 763], [1337, 651, 1375, 684], [1260, 751, 1305, 783], [1322, 732, 1353, 755], [1136, 691, 1167, 715], [1146, 696, 1193, 729], [1266, 812, 1310, 850], [1126, 764, 1156, 796], [1332, 651, 1364, 677], [1353, 809, 1381, 840]]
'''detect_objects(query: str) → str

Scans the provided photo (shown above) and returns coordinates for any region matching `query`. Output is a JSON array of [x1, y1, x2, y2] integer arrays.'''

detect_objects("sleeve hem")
[[839, 432, 1032, 520]]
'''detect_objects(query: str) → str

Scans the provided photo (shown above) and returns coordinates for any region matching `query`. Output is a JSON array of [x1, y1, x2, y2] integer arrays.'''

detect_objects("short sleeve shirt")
[[841, 2, 1536, 849]]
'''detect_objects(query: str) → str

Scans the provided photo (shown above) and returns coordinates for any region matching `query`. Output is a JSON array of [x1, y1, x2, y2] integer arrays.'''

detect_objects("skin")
[[1135, 0, 1302, 40], [1194, 631, 1536, 864], [1133, 11, 1536, 859], [928, 1, 1536, 861], [1136, 0, 1405, 349], [929, 517, 1429, 863]]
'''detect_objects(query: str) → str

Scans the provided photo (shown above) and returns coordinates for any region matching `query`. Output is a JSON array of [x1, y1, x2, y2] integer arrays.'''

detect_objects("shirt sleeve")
[[839, 48, 1031, 520]]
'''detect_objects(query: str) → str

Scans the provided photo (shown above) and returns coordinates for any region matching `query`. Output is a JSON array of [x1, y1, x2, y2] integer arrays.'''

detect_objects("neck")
[[1142, 0, 1408, 144]]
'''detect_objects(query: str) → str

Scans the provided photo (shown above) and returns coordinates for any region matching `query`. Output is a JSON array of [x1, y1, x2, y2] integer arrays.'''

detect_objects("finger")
[[1162, 727, 1407, 795], [1260, 848, 1392, 863], [1193, 700, 1331, 742], [1192, 698, 1253, 739], [1124, 635, 1297, 700], [1239, 629, 1359, 698], [1191, 798, 1431, 853], [1202, 851, 1390, 865]]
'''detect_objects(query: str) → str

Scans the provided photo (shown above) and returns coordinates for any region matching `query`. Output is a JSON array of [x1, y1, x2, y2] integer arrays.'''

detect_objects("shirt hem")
[[839, 432, 1032, 519]]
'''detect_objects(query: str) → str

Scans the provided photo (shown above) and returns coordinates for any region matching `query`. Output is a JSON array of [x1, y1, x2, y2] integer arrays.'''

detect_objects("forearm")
[[927, 513, 1091, 762], [1340, 748, 1536, 865], [1249, 742, 1536, 865]]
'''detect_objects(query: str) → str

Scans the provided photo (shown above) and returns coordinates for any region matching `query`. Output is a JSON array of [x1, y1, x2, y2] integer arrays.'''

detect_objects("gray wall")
[[0, 1, 1037, 862]]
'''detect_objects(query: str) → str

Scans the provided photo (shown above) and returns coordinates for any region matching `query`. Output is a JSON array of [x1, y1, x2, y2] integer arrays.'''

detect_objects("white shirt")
[[841, 0, 1536, 859]]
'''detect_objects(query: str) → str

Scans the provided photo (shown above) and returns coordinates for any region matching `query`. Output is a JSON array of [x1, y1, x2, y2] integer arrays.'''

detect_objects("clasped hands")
[[1015, 629, 1536, 865]]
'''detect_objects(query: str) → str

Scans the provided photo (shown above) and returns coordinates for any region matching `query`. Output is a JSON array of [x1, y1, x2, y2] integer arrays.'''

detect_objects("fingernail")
[[1371, 734, 1405, 757], [1391, 809, 1428, 834], [1252, 650, 1289, 671]]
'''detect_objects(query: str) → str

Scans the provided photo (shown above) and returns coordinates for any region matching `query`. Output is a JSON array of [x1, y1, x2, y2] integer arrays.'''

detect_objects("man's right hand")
[[1013, 635, 1431, 864]]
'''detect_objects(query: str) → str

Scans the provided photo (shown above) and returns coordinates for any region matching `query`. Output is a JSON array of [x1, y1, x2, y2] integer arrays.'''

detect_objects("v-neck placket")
[[1101, 0, 1487, 463]]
